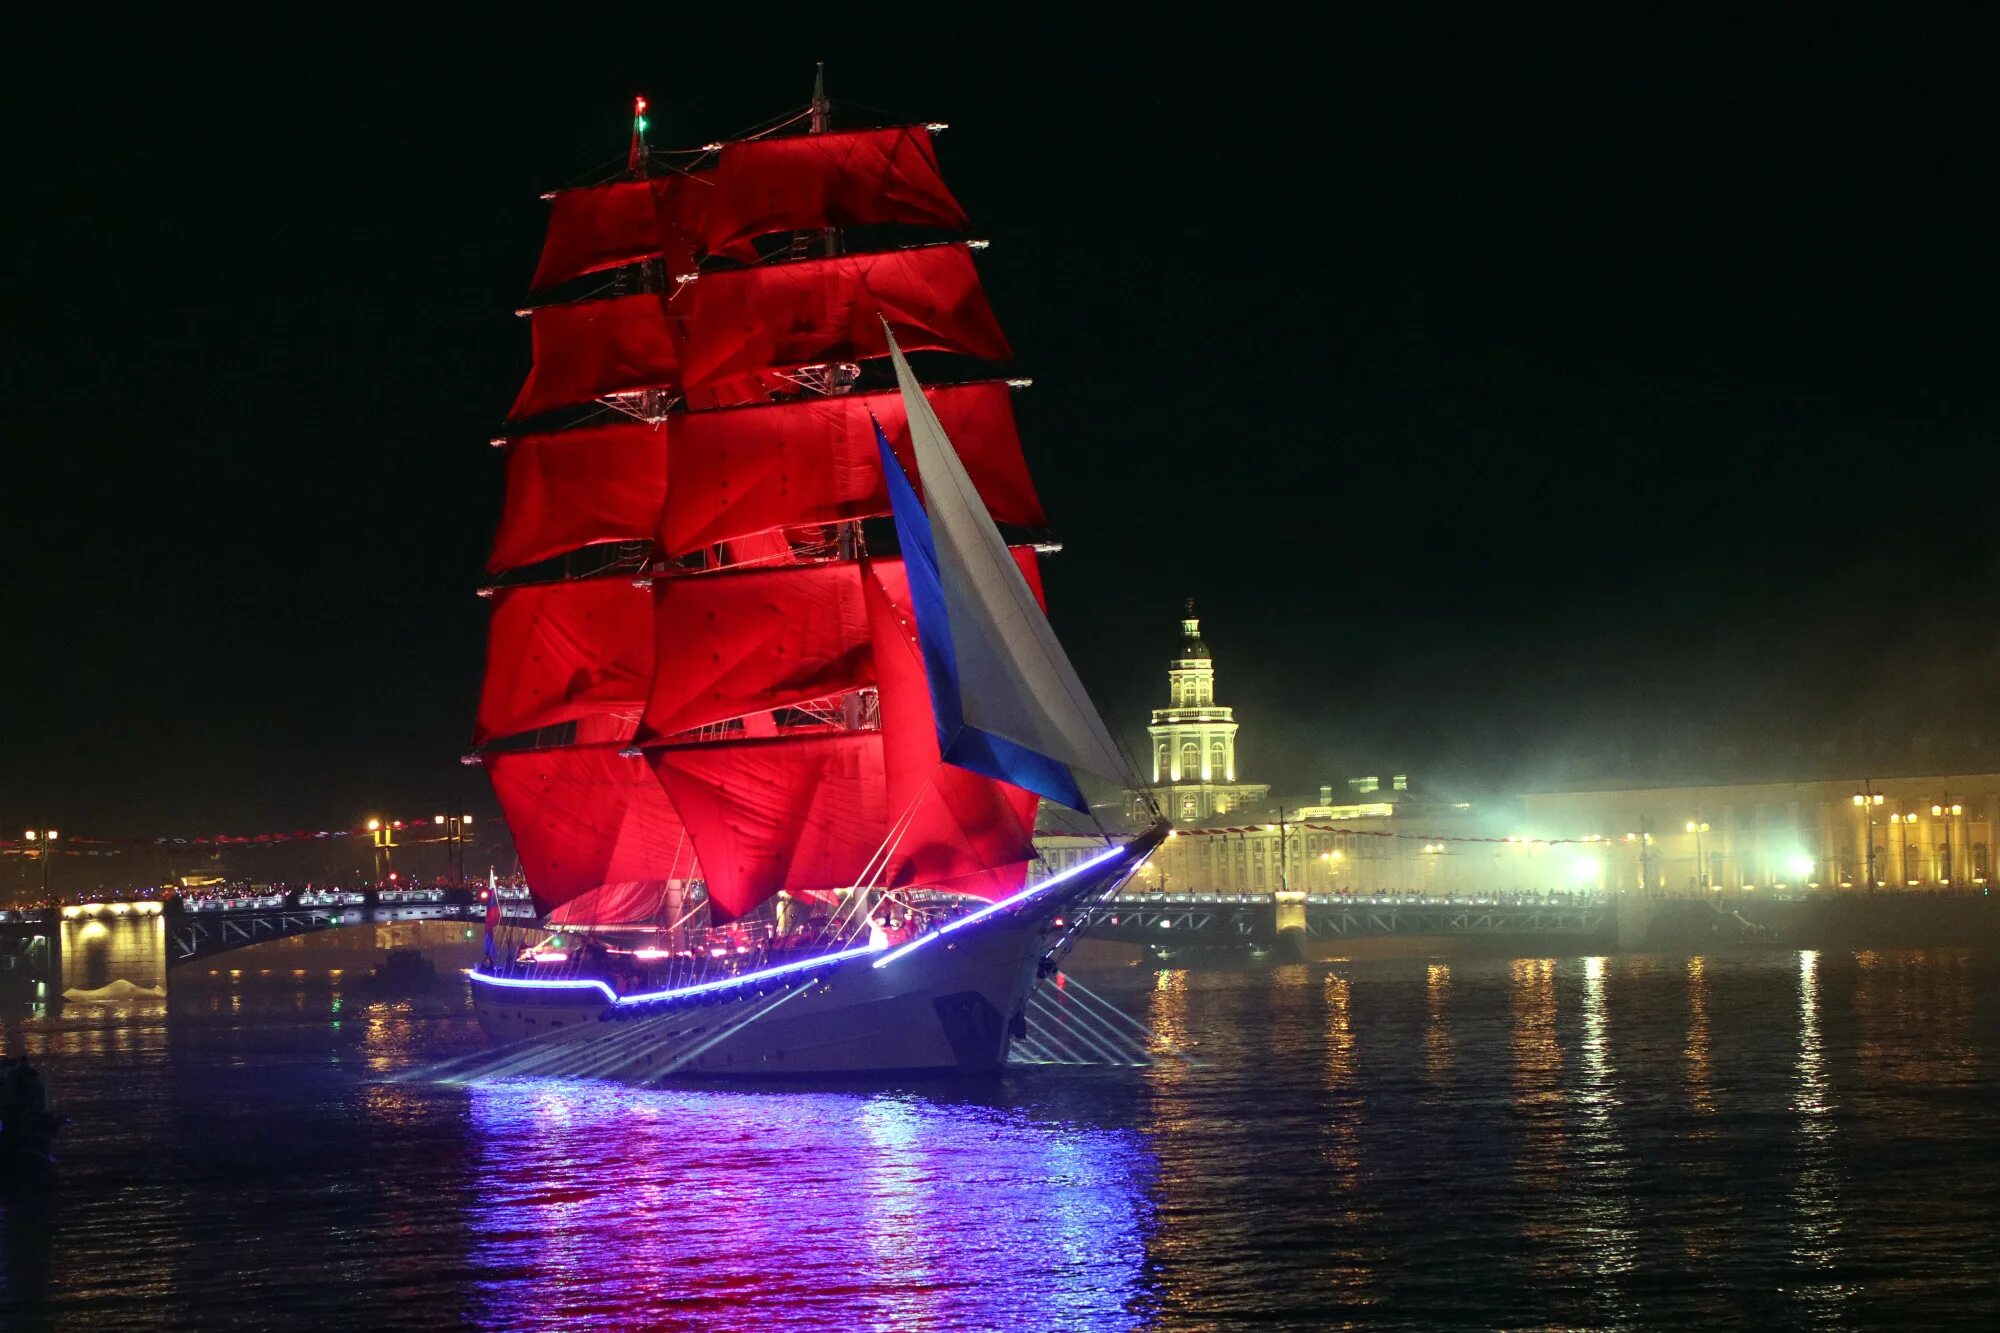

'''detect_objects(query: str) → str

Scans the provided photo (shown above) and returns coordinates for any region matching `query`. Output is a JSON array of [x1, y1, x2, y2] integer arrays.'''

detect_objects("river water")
[[3, 947, 1997, 1330]]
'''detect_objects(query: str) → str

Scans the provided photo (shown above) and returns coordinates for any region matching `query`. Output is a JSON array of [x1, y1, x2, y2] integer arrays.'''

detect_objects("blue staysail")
[[870, 323, 1133, 813], [875, 420, 1090, 809]]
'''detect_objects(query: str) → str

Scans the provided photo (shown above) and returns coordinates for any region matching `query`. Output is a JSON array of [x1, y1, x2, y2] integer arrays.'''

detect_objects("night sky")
[[6, 9, 1996, 838]]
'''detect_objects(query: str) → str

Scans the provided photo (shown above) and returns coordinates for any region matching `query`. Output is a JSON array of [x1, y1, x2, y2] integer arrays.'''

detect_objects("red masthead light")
[[634, 96, 647, 114]]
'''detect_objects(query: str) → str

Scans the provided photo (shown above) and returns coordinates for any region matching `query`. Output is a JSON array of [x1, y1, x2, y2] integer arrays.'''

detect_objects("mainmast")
[[799, 62, 869, 729], [796, 64, 858, 396]]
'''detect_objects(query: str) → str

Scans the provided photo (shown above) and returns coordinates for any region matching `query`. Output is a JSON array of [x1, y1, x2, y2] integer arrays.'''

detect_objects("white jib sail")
[[883, 323, 1133, 791]]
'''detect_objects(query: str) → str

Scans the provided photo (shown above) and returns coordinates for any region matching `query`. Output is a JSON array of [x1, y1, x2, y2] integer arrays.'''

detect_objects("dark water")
[[4, 949, 1998, 1330]]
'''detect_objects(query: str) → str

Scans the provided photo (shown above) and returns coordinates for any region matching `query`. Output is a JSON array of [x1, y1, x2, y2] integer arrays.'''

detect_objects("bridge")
[[0, 885, 538, 995], [1071, 891, 1617, 951], [161, 886, 508, 964]]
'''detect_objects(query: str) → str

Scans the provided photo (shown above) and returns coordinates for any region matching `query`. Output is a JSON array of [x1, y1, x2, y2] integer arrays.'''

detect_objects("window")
[[1210, 740, 1226, 780], [1181, 742, 1200, 780]]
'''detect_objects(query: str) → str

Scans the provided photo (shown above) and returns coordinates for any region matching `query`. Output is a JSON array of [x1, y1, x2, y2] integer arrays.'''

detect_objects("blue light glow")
[[465, 1081, 1153, 1329], [471, 842, 1138, 1001], [873, 844, 1128, 969], [470, 942, 885, 1007]]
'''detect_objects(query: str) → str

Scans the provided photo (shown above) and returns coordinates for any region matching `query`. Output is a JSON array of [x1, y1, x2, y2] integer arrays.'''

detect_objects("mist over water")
[[4, 950, 1998, 1329]]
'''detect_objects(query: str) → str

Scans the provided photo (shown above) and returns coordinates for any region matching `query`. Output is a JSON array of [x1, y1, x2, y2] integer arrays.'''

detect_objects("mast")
[[622, 96, 670, 427], [805, 61, 868, 729], [629, 94, 650, 175]]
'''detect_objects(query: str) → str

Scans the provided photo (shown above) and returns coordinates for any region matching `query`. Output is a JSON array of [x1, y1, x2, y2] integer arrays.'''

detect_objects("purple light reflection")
[[465, 1081, 1154, 1329]]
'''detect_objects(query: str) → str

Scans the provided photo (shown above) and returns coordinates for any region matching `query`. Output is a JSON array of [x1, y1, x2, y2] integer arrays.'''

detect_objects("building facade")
[[1517, 777, 2000, 893], [1036, 603, 1501, 896], [1032, 601, 2000, 899], [1146, 601, 1268, 822]]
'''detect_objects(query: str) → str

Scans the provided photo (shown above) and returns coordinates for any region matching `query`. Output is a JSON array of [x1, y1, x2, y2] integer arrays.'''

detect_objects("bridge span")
[[1071, 892, 1616, 951], [0, 886, 537, 995]]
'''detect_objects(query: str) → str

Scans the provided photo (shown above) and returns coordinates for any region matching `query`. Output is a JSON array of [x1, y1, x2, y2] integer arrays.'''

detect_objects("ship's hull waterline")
[[469, 831, 1162, 1080]]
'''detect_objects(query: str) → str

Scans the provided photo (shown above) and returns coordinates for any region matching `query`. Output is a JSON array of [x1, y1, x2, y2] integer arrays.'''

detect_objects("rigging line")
[[721, 106, 815, 144], [644, 824, 692, 926], [1110, 728, 1163, 821], [553, 153, 633, 192], [828, 779, 932, 942], [824, 782, 934, 943]]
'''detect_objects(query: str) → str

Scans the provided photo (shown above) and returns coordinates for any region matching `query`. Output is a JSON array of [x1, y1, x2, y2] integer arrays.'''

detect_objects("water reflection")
[[7, 952, 2000, 1327], [1424, 963, 1452, 1086], [1790, 950, 1844, 1312], [1577, 957, 1635, 1289], [464, 1081, 1153, 1331], [1509, 958, 1564, 1187], [1684, 956, 1714, 1119]]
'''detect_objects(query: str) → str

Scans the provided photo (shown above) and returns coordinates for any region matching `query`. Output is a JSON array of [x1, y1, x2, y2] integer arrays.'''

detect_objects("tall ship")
[[467, 73, 1164, 1078]]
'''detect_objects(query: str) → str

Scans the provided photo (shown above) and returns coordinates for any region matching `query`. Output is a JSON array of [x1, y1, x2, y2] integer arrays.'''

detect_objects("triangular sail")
[[880, 327, 1133, 809]]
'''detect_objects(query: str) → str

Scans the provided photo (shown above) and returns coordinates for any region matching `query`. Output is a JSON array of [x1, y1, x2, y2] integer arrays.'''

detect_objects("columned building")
[[1147, 601, 1269, 823], [1036, 599, 2000, 898]]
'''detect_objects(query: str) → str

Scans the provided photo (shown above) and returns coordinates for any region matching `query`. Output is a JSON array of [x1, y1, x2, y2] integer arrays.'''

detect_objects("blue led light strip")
[[468, 972, 618, 1003], [872, 844, 1129, 970], [469, 841, 1135, 1000], [469, 943, 882, 1007]]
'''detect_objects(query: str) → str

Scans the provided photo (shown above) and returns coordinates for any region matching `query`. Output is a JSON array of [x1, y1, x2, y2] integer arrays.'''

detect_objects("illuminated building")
[[1146, 601, 1268, 821], [1036, 603, 1489, 895], [1516, 777, 2000, 891], [1035, 601, 2000, 897]]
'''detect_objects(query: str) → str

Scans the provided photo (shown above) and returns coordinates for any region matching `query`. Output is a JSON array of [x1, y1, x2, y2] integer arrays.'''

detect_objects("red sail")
[[473, 580, 652, 746], [658, 382, 1045, 556], [531, 175, 704, 291], [547, 878, 686, 928], [650, 732, 888, 923], [639, 561, 876, 740], [489, 421, 667, 573], [679, 245, 1011, 394], [640, 550, 1042, 740], [866, 561, 1039, 900], [508, 293, 683, 423], [488, 747, 692, 915], [703, 126, 969, 256]]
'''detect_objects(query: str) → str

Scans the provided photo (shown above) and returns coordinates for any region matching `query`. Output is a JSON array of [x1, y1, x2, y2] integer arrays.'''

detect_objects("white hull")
[[469, 830, 1162, 1081]]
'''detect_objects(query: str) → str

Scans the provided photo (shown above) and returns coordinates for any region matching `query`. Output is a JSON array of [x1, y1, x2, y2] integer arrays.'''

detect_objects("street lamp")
[[1852, 784, 1884, 886], [368, 817, 396, 883], [1685, 820, 1711, 892], [433, 811, 475, 883], [23, 828, 58, 900]]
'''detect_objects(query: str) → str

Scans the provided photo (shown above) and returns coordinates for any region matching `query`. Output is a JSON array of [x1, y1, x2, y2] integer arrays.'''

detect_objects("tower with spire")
[[1146, 600, 1270, 822]]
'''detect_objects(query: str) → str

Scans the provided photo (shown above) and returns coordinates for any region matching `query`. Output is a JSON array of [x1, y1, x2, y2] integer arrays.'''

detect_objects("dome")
[[1174, 599, 1211, 662]]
